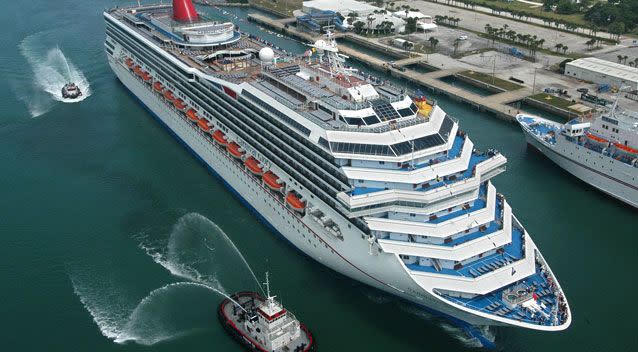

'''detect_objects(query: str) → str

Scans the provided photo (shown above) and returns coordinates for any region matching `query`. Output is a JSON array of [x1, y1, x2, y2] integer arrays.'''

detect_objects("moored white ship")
[[103, 0, 571, 342], [517, 104, 638, 208]]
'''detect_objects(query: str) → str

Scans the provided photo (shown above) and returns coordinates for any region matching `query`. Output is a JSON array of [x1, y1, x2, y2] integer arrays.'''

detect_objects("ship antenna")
[[264, 271, 271, 299], [610, 84, 629, 119], [263, 272, 276, 310]]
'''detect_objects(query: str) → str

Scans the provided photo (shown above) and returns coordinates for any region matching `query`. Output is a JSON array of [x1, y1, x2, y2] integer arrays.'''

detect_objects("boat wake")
[[18, 32, 90, 117], [69, 212, 262, 345], [399, 303, 496, 348]]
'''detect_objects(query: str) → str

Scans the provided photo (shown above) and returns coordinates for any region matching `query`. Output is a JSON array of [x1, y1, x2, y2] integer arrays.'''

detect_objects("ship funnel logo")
[[172, 0, 199, 22]]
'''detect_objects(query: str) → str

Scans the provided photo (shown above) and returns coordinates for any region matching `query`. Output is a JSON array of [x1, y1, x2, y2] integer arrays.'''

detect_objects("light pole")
[[532, 67, 538, 95]]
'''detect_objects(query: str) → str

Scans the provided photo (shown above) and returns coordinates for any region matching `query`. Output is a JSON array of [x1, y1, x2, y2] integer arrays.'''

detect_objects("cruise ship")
[[104, 0, 571, 340], [517, 105, 638, 208]]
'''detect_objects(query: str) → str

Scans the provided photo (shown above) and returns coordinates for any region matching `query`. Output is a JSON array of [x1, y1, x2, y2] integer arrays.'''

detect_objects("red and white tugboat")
[[218, 273, 315, 352]]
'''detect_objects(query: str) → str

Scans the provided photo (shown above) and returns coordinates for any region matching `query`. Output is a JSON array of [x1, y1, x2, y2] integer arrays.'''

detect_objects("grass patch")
[[528, 93, 580, 112], [458, 70, 524, 91]]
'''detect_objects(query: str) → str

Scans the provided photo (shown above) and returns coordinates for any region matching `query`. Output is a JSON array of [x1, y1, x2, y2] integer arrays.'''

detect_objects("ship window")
[[397, 107, 414, 117], [318, 137, 329, 149], [363, 115, 380, 125], [372, 102, 400, 121], [343, 117, 364, 126]]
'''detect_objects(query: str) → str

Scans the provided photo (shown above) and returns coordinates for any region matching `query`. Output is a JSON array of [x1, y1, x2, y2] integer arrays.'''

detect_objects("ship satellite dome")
[[259, 47, 274, 63], [314, 39, 326, 52]]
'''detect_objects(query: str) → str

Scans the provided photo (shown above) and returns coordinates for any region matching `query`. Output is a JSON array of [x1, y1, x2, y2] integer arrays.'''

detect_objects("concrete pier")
[[248, 13, 533, 121]]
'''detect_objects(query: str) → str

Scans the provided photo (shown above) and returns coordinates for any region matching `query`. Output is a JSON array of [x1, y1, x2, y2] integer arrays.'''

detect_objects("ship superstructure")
[[517, 105, 638, 208], [104, 0, 571, 335]]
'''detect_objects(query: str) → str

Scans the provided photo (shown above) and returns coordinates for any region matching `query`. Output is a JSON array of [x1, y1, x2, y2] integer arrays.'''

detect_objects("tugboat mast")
[[264, 272, 276, 311]]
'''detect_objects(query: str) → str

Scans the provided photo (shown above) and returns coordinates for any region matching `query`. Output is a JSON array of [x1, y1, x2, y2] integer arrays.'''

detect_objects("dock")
[[248, 13, 533, 121]]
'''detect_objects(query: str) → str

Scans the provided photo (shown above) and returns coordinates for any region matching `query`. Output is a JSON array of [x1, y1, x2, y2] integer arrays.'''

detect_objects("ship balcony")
[[404, 219, 523, 279], [341, 135, 473, 185], [337, 152, 506, 209], [365, 182, 495, 238], [376, 198, 511, 262], [433, 260, 571, 330], [397, 221, 536, 297]]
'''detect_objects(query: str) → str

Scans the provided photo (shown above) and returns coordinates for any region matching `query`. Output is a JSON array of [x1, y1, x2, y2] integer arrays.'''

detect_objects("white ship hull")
[[108, 55, 517, 331], [522, 126, 638, 208]]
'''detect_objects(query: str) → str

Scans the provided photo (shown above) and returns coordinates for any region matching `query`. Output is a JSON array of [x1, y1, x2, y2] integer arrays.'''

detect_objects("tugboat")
[[218, 273, 315, 352], [61, 83, 82, 99]]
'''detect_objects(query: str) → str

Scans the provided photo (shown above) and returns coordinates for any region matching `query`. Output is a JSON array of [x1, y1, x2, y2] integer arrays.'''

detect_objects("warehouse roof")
[[303, 0, 381, 15], [566, 57, 638, 83]]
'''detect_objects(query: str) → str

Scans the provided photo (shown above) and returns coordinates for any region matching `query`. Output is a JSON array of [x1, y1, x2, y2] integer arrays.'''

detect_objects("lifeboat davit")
[[153, 81, 164, 92], [586, 133, 608, 144], [244, 157, 263, 175], [212, 130, 228, 145], [164, 90, 176, 102], [286, 192, 306, 212], [227, 142, 244, 159], [186, 108, 199, 122], [125, 58, 134, 68], [263, 171, 284, 191], [173, 99, 186, 110], [197, 118, 211, 132], [614, 143, 638, 154]]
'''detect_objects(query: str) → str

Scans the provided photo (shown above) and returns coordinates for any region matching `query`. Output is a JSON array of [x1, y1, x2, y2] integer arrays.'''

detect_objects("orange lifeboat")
[[164, 90, 176, 102], [186, 108, 199, 122], [197, 118, 211, 132], [173, 99, 186, 110], [586, 133, 608, 144], [153, 81, 164, 92], [286, 192, 306, 212], [244, 157, 263, 175], [227, 142, 244, 159], [141, 72, 152, 82], [212, 130, 228, 145], [263, 171, 284, 191], [614, 143, 638, 154], [133, 65, 143, 76], [125, 58, 134, 68]]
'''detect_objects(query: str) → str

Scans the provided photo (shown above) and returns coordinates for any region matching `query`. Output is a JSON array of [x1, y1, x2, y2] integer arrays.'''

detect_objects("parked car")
[[576, 88, 588, 94], [458, 35, 468, 40]]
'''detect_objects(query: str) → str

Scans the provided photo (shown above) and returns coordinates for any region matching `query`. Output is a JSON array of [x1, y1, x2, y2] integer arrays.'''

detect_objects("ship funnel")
[[172, 0, 199, 22]]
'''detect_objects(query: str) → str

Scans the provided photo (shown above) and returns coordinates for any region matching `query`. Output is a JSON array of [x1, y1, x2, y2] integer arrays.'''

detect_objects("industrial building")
[[302, 0, 380, 16], [565, 57, 638, 91]]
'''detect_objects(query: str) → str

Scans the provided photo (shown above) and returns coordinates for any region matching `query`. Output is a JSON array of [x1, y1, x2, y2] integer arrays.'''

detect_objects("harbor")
[[249, 13, 547, 122], [2, 1, 637, 352]]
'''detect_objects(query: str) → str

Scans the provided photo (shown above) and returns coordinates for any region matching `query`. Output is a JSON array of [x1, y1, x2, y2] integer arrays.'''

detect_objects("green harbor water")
[[1, 1, 636, 351]]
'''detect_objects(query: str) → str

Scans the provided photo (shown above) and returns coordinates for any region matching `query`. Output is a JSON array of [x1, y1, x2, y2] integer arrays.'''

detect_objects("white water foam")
[[136, 212, 264, 295], [70, 272, 224, 346], [399, 303, 496, 348], [69, 212, 264, 345], [18, 33, 90, 117]]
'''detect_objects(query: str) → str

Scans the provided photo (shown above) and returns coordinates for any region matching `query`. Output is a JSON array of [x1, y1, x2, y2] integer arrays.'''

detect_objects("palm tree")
[[428, 37, 439, 52], [555, 43, 563, 53], [366, 15, 374, 35], [453, 38, 461, 56], [562, 46, 568, 54], [347, 12, 358, 26], [634, 58, 638, 67], [618, 55, 624, 63], [538, 38, 545, 49], [623, 55, 629, 64]]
